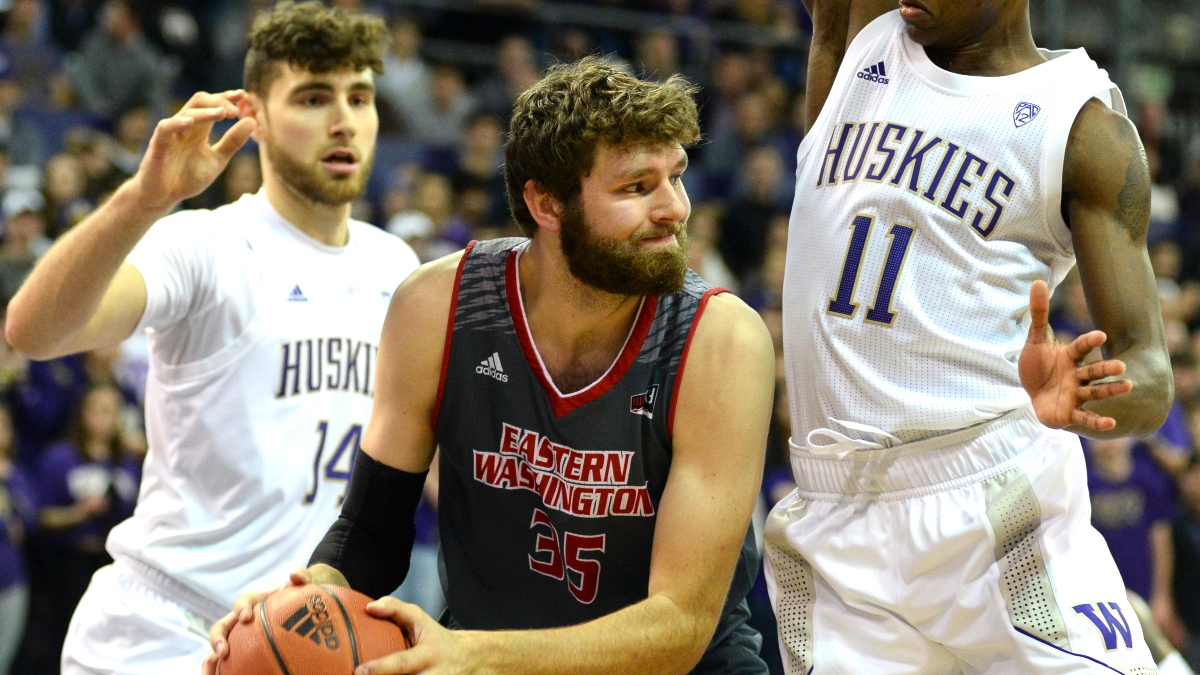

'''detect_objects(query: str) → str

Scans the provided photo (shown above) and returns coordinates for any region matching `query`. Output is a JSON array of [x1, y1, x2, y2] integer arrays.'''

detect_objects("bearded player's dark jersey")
[[433, 238, 765, 673]]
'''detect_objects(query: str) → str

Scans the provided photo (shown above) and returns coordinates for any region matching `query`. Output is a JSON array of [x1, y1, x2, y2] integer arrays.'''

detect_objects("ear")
[[522, 180, 564, 234], [240, 94, 266, 144]]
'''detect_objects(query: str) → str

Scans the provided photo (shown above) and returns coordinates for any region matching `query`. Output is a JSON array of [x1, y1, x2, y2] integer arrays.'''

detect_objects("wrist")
[[122, 174, 180, 217]]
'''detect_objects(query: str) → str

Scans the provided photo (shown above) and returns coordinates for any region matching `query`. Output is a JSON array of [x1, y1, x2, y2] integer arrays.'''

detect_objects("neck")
[[517, 235, 643, 385], [262, 174, 351, 247], [923, 11, 1045, 76]]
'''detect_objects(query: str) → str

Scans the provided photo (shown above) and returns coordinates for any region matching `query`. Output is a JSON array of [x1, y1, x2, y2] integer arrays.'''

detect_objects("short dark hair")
[[243, 1, 387, 96], [504, 56, 700, 237]]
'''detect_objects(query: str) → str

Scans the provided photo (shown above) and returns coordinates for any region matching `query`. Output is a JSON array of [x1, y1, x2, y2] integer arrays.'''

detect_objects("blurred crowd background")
[[0, 0, 1200, 673]]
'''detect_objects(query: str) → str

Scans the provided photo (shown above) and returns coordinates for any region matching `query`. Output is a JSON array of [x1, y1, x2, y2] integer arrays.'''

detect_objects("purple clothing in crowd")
[[35, 442, 140, 551], [1086, 445, 1175, 600], [0, 463, 38, 589]]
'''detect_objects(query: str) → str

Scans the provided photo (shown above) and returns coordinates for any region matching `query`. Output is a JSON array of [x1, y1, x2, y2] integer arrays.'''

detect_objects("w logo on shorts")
[[1072, 602, 1133, 650]]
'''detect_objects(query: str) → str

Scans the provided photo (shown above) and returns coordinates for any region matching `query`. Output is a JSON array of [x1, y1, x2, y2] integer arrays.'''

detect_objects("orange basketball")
[[220, 584, 410, 675]]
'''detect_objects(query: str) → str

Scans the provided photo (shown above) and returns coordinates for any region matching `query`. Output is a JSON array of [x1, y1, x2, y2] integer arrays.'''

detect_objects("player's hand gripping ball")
[[219, 584, 410, 675]]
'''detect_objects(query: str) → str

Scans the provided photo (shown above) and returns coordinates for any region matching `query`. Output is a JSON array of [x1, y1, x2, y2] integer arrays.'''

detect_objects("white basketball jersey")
[[106, 191, 419, 609], [783, 11, 1124, 442]]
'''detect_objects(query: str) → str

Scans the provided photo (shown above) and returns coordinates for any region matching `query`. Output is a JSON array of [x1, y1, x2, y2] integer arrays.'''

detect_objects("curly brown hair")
[[243, 1, 387, 96], [504, 56, 701, 237]]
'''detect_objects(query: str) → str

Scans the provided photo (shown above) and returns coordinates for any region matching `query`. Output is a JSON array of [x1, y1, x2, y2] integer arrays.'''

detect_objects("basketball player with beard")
[[5, 3, 419, 673], [208, 57, 777, 675]]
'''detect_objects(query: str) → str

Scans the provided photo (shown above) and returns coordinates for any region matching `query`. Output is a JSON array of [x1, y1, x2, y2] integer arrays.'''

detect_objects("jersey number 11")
[[827, 214, 916, 327]]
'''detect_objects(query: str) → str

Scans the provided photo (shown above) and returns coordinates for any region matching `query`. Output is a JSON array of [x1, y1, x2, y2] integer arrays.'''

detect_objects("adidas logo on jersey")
[[280, 595, 340, 650], [476, 352, 509, 382], [857, 61, 889, 84], [288, 285, 307, 302]]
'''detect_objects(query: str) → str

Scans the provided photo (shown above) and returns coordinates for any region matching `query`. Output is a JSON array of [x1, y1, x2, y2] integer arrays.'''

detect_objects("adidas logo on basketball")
[[476, 352, 509, 382], [280, 595, 340, 650], [857, 61, 889, 84]]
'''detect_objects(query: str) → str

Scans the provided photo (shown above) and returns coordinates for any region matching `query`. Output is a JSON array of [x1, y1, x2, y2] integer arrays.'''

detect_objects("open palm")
[[1019, 280, 1132, 431]]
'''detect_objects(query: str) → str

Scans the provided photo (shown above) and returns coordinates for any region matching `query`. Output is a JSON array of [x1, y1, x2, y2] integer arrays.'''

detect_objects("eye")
[[623, 183, 645, 194], [669, 173, 683, 185]]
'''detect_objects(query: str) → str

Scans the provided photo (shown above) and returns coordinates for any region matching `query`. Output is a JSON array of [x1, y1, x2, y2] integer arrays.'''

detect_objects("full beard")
[[558, 199, 689, 297], [264, 138, 372, 206]]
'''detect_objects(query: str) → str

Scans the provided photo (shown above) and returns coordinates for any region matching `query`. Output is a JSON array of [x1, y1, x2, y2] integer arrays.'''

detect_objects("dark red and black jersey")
[[433, 238, 765, 672]]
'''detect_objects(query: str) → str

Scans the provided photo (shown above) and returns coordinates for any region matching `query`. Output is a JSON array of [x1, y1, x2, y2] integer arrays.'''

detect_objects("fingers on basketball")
[[219, 584, 410, 675]]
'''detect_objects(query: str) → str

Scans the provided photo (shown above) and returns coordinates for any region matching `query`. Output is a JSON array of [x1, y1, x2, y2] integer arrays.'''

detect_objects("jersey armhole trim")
[[431, 240, 476, 426], [667, 287, 729, 438]]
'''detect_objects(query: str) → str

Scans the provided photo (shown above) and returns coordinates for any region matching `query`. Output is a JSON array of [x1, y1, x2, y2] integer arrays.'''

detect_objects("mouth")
[[898, 0, 930, 20], [320, 148, 360, 176], [636, 229, 680, 248]]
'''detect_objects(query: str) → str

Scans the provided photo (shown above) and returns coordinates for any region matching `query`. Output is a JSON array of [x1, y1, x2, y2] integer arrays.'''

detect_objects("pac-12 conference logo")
[[477, 352, 509, 382], [858, 61, 889, 84], [1013, 101, 1041, 127]]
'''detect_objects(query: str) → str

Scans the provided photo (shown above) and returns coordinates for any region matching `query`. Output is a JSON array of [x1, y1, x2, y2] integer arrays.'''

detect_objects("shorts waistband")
[[113, 556, 230, 624], [789, 406, 1043, 502]]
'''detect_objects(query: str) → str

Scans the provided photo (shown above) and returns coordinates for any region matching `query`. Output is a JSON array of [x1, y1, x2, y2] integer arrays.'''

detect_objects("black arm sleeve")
[[308, 450, 428, 599]]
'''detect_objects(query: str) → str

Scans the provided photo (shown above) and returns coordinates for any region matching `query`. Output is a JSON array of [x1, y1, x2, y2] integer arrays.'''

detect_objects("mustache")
[[631, 221, 686, 243]]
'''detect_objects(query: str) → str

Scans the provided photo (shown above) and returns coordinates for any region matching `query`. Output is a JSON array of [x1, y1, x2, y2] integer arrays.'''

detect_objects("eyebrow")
[[288, 81, 375, 97], [616, 154, 689, 181]]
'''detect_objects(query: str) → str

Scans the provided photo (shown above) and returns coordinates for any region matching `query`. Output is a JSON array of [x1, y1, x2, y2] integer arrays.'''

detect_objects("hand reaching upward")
[[130, 90, 258, 212], [1019, 279, 1133, 432]]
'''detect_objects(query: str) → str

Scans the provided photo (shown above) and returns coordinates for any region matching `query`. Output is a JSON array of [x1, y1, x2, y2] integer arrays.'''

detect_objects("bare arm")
[[5, 91, 254, 360], [803, 0, 894, 131], [1063, 99, 1173, 437], [360, 294, 776, 675]]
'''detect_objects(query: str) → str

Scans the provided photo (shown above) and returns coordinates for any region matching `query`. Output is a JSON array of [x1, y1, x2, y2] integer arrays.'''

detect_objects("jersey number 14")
[[828, 214, 916, 327]]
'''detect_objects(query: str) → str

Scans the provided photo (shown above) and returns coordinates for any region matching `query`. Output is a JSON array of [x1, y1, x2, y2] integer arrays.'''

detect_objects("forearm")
[[6, 179, 167, 358], [457, 593, 714, 675], [1071, 344, 1172, 438]]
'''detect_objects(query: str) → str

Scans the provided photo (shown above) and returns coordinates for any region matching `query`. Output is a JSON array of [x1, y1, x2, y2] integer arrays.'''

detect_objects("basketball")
[[219, 585, 410, 675]]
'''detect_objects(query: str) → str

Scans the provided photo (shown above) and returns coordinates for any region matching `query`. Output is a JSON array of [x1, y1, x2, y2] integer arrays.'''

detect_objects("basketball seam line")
[[322, 585, 361, 667], [259, 600, 293, 675]]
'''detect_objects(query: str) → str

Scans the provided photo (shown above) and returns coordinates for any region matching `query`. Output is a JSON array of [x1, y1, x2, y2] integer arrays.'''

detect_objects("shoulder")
[[694, 293, 774, 359], [1063, 98, 1148, 238], [386, 249, 466, 326]]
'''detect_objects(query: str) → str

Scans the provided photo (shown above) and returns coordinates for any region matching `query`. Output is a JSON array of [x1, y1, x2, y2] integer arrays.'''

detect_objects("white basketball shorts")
[[61, 559, 221, 675], [764, 406, 1159, 674]]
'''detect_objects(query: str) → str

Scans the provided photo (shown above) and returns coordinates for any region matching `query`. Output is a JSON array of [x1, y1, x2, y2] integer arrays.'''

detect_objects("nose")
[[328, 97, 357, 140], [651, 177, 689, 226]]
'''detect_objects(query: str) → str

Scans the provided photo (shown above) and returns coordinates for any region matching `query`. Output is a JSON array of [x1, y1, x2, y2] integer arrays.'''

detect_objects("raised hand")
[[1019, 279, 1132, 432], [131, 90, 257, 213]]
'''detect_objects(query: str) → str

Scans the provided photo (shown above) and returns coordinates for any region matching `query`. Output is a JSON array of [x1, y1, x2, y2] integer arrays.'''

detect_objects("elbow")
[[5, 299, 55, 361], [1119, 364, 1174, 437]]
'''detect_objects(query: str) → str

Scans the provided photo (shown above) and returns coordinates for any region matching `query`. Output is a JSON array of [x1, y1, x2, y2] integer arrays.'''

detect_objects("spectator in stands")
[[221, 151, 262, 206], [717, 145, 788, 282], [1086, 436, 1183, 645], [48, 0, 100, 53], [636, 30, 681, 82], [108, 105, 151, 177], [0, 190, 50, 306], [393, 64, 477, 151], [451, 113, 507, 228], [67, 0, 168, 119], [1173, 459, 1200, 666], [686, 203, 738, 293], [0, 404, 36, 675], [702, 50, 752, 141], [475, 35, 540, 122], [702, 89, 781, 196], [26, 383, 139, 673], [63, 127, 121, 200], [42, 153, 93, 237], [375, 14, 430, 134], [0, 55, 45, 167], [0, 0, 62, 102]]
